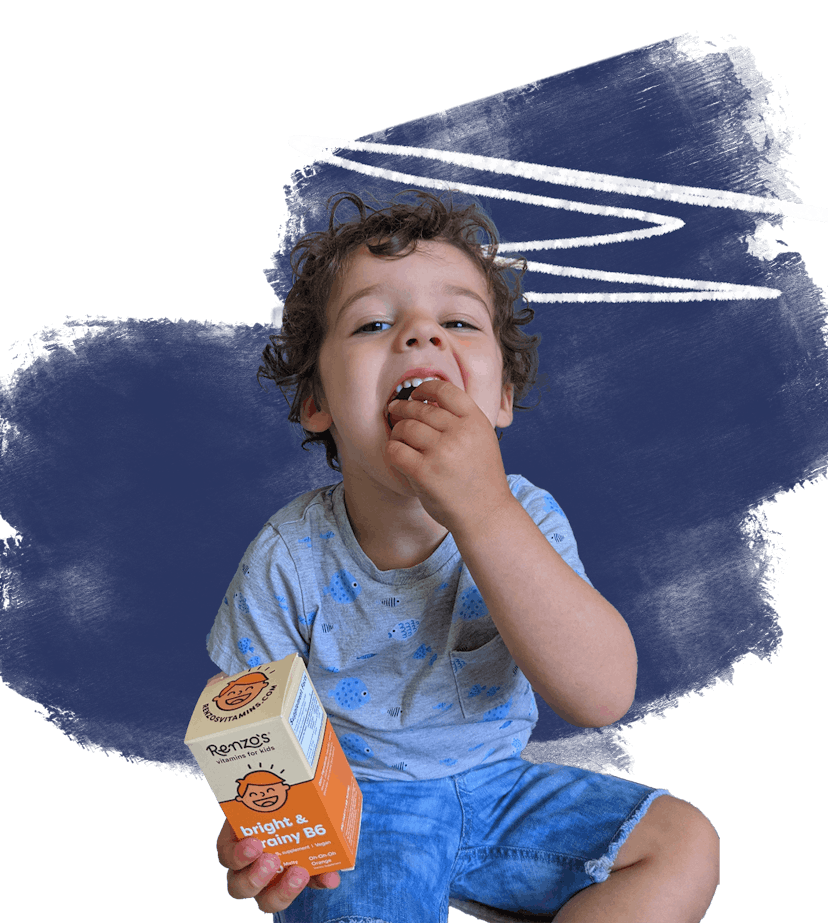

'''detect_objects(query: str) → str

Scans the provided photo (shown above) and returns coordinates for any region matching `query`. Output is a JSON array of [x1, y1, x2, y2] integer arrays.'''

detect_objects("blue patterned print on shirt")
[[322, 569, 362, 604], [481, 697, 512, 721], [339, 733, 375, 761], [541, 493, 563, 516], [236, 637, 262, 667], [455, 586, 488, 620], [388, 619, 419, 640], [328, 677, 371, 709]]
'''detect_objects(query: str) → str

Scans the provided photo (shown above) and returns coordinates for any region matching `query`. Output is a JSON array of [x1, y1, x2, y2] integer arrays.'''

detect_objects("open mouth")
[[386, 385, 415, 431], [386, 376, 441, 429]]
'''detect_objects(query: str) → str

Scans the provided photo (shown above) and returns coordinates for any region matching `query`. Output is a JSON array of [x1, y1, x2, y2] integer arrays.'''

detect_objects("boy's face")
[[301, 240, 514, 498]]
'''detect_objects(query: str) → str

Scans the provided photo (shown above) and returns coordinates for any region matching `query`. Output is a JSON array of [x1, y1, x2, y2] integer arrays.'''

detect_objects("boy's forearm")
[[451, 497, 637, 728]]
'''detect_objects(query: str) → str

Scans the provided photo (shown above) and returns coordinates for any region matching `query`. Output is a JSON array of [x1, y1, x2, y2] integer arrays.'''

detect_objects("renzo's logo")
[[206, 732, 272, 757], [202, 671, 277, 723]]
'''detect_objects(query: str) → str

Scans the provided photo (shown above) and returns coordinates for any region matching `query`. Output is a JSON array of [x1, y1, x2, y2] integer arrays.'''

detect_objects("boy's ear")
[[496, 382, 514, 430], [300, 394, 333, 433]]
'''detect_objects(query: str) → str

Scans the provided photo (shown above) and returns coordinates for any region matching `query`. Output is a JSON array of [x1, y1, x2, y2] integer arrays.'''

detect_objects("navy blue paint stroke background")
[[1, 38, 825, 769]]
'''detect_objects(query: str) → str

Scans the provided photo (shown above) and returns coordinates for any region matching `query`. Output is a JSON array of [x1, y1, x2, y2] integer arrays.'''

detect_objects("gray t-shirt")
[[207, 474, 591, 782]]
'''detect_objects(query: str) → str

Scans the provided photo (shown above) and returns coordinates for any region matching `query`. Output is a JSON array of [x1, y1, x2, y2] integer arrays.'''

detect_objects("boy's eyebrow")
[[439, 282, 491, 311], [335, 281, 491, 321], [335, 284, 385, 319]]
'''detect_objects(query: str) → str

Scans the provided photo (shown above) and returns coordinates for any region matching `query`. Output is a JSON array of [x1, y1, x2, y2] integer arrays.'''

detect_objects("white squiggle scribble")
[[298, 138, 785, 303]]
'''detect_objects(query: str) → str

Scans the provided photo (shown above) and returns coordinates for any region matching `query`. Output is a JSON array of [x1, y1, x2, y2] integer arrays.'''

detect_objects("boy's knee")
[[618, 795, 719, 873], [651, 796, 720, 897], [693, 811, 719, 889]]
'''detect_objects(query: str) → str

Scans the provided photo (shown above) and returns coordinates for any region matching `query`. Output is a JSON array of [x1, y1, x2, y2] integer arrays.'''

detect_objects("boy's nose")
[[394, 311, 447, 351], [405, 332, 442, 347]]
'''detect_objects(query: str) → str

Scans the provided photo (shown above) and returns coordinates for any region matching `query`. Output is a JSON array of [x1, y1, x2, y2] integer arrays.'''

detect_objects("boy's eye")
[[355, 321, 391, 333], [443, 320, 478, 330], [356, 320, 478, 333]]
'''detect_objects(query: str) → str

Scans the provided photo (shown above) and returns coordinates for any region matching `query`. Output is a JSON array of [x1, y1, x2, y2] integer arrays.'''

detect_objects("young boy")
[[206, 191, 719, 922]]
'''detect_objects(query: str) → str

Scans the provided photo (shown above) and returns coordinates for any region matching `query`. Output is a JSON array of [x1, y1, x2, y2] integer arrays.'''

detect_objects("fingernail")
[[242, 843, 259, 859], [288, 867, 307, 888], [252, 855, 280, 886], [388, 399, 399, 408]]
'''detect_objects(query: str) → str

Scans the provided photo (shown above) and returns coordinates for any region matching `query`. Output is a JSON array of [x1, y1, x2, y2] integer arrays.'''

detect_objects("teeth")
[[388, 376, 440, 426], [394, 375, 438, 395]]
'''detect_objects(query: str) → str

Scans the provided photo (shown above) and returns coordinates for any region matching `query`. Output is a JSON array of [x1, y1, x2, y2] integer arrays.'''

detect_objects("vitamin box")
[[185, 654, 362, 875]]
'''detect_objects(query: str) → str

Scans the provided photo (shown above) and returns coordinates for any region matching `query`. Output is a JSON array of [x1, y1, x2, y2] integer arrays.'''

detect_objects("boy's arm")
[[450, 498, 637, 727], [386, 379, 637, 728]]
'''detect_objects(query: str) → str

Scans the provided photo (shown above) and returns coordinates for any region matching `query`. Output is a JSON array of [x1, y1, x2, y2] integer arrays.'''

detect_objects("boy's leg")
[[553, 795, 719, 923], [448, 758, 717, 922], [274, 774, 461, 923]]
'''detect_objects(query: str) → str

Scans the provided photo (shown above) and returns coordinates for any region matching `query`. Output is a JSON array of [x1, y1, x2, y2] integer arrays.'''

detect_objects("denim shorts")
[[274, 756, 668, 923]]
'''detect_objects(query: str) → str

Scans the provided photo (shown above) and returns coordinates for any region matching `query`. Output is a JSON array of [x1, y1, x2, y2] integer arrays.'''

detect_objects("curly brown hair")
[[258, 189, 540, 471]]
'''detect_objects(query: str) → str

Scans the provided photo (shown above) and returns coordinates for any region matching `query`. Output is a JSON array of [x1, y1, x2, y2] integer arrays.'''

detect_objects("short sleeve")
[[207, 522, 313, 675], [508, 475, 593, 587]]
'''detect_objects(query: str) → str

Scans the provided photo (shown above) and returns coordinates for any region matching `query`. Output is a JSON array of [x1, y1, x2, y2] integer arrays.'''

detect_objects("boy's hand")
[[385, 378, 515, 533], [217, 818, 340, 913]]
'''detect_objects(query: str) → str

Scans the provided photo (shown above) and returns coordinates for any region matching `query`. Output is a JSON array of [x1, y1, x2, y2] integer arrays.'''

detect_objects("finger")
[[385, 438, 427, 486], [226, 852, 284, 900], [254, 864, 315, 913], [308, 870, 341, 890], [409, 377, 472, 414], [216, 818, 264, 871], [388, 398, 451, 432], [389, 418, 441, 453]]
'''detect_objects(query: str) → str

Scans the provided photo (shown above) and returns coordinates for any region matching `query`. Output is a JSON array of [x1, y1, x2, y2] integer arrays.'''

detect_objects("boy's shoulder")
[[238, 482, 342, 574], [262, 477, 561, 528], [260, 482, 341, 536], [245, 475, 569, 567], [265, 477, 557, 524]]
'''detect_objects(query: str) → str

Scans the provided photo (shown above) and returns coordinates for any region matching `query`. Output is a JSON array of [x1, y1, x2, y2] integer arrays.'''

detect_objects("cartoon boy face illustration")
[[235, 770, 291, 812], [212, 672, 268, 711]]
